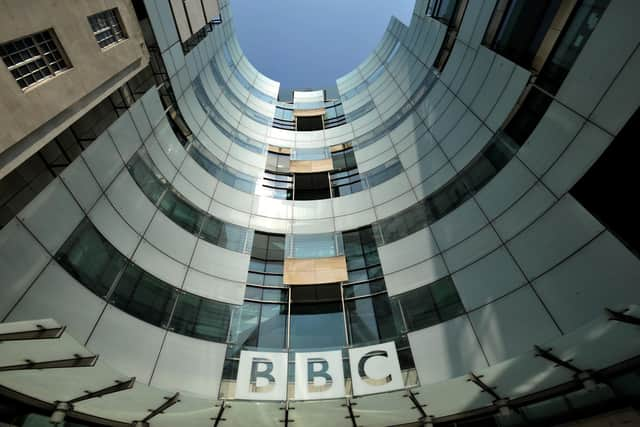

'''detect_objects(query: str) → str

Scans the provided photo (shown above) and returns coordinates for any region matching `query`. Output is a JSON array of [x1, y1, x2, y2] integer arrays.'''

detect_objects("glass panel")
[[396, 277, 465, 331], [363, 158, 403, 187], [262, 288, 288, 302], [56, 219, 127, 297], [431, 277, 466, 321], [257, 303, 288, 349], [230, 301, 260, 348], [343, 279, 387, 298], [492, 0, 561, 68], [158, 191, 204, 234], [290, 301, 346, 349], [286, 233, 337, 258], [504, 87, 553, 146], [219, 223, 248, 252], [345, 294, 402, 345], [537, 0, 611, 94], [247, 272, 264, 285], [127, 151, 166, 203], [396, 285, 439, 331], [245, 285, 263, 300], [170, 292, 232, 342], [111, 264, 176, 327]]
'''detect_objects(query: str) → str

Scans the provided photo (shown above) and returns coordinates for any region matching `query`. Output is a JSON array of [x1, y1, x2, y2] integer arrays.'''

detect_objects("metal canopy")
[[0, 307, 638, 426]]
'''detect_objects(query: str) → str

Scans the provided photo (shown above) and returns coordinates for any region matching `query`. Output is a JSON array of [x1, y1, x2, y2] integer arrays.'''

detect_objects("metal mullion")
[[6, 47, 41, 71], [93, 26, 113, 37], [343, 290, 388, 302], [340, 281, 351, 346], [286, 286, 292, 350], [34, 35, 58, 76]]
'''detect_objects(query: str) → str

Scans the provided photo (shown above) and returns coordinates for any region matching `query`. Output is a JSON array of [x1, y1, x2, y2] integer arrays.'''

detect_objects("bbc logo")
[[234, 341, 405, 400]]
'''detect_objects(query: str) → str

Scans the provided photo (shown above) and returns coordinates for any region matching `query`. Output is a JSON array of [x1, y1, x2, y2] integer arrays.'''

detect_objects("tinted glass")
[[111, 264, 176, 327], [56, 219, 127, 297], [345, 294, 402, 345], [170, 292, 232, 342]]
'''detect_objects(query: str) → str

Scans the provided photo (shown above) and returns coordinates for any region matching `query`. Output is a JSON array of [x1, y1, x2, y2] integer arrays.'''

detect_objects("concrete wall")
[[0, 0, 149, 178]]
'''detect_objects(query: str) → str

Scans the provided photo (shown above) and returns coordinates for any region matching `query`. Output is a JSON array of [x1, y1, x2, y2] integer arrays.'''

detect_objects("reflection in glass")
[[345, 294, 402, 345], [290, 284, 346, 349]]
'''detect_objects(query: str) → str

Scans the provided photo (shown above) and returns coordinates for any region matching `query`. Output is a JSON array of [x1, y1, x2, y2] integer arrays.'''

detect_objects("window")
[[294, 172, 331, 200], [248, 232, 285, 286], [536, 0, 611, 94], [342, 227, 403, 346], [426, 0, 461, 23], [111, 264, 177, 327], [362, 157, 403, 188], [484, 0, 562, 68], [88, 8, 127, 48], [1, 29, 69, 89], [56, 219, 126, 297], [296, 115, 324, 131], [395, 277, 465, 331], [503, 86, 553, 146], [170, 292, 232, 342], [285, 233, 342, 259], [266, 150, 290, 173], [290, 284, 346, 349]]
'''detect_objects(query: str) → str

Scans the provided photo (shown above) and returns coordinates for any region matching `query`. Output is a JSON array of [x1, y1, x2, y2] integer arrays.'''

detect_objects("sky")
[[230, 0, 415, 91]]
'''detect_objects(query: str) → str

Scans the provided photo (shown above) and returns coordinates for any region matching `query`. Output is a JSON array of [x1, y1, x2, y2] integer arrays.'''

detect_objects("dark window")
[[127, 152, 167, 203], [0, 29, 70, 89], [504, 87, 553, 146], [158, 190, 204, 234], [290, 284, 346, 349], [56, 219, 127, 298], [342, 227, 403, 345], [170, 292, 232, 342], [345, 294, 403, 345], [294, 172, 330, 200], [110, 264, 177, 327], [296, 115, 324, 131], [571, 108, 640, 256], [536, 0, 611, 94], [331, 147, 357, 171], [487, 0, 562, 68], [200, 217, 248, 252], [88, 8, 127, 49], [248, 232, 285, 286], [395, 277, 465, 331]]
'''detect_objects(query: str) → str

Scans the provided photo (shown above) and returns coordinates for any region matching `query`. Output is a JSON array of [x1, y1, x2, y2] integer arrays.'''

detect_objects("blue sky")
[[230, 0, 415, 90]]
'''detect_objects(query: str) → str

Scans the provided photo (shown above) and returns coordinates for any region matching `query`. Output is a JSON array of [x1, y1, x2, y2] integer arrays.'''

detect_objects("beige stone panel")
[[293, 108, 326, 117], [283, 256, 348, 285], [289, 158, 334, 173]]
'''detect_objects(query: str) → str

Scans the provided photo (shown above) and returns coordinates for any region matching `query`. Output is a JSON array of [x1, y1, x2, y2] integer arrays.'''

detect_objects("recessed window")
[[88, 8, 127, 49], [0, 29, 70, 89], [294, 172, 330, 200], [296, 114, 324, 131]]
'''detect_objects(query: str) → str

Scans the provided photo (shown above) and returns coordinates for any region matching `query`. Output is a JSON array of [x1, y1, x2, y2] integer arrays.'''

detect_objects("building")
[[0, 0, 639, 426]]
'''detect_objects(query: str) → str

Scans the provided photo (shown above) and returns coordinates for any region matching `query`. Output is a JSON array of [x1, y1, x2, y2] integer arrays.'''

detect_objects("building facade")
[[0, 0, 639, 426]]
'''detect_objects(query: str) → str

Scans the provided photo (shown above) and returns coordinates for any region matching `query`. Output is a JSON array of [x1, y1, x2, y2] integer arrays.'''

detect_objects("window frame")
[[0, 29, 71, 90], [88, 8, 128, 49]]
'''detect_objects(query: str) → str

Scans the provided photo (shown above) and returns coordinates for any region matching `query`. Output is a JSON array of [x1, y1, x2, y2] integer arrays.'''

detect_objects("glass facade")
[[56, 219, 234, 342], [0, 0, 637, 424]]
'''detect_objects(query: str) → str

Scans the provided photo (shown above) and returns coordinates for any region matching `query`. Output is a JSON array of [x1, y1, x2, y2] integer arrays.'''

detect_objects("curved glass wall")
[[56, 218, 234, 342]]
